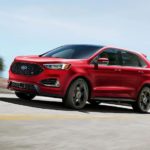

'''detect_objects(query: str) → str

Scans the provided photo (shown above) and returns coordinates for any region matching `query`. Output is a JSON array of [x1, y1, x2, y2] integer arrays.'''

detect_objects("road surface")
[[0, 93, 150, 150]]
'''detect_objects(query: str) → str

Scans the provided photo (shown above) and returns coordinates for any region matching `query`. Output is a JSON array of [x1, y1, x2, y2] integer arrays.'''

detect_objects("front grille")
[[11, 62, 43, 76], [10, 82, 36, 91]]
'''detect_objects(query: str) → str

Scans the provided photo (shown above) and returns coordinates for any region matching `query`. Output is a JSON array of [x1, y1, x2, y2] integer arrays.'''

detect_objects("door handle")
[[138, 70, 144, 74], [114, 69, 122, 72]]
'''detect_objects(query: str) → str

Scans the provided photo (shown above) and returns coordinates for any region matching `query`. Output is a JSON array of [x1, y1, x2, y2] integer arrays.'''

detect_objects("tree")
[[0, 57, 4, 72]]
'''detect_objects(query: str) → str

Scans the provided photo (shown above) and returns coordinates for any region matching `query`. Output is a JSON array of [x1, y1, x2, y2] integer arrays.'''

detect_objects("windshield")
[[41, 45, 103, 59]]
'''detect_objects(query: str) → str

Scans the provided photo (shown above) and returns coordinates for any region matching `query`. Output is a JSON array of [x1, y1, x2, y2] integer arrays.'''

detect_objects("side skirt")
[[92, 97, 136, 103]]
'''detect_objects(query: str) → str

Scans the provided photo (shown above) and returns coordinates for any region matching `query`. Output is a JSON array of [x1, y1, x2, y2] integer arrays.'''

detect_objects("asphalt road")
[[0, 93, 150, 150]]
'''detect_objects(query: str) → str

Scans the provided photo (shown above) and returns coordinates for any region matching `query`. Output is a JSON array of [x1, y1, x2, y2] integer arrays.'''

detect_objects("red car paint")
[[8, 45, 150, 103]]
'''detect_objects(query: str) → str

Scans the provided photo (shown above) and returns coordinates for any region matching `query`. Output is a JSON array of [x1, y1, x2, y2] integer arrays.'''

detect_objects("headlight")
[[43, 63, 71, 70]]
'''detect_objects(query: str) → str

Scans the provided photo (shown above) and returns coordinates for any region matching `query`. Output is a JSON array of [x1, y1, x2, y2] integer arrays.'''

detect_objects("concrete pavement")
[[0, 94, 150, 150]]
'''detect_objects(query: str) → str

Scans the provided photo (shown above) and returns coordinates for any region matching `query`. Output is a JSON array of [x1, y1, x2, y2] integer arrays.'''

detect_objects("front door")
[[90, 48, 123, 98]]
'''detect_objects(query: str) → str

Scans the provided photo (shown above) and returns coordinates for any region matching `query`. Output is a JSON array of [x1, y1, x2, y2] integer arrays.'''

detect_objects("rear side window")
[[121, 51, 147, 67]]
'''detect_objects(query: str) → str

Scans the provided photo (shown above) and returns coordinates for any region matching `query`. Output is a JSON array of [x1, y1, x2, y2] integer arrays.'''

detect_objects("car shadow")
[[0, 96, 141, 114]]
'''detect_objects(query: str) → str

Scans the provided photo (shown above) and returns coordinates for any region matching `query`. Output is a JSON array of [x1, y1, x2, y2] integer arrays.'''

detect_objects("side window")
[[139, 59, 147, 67], [121, 51, 146, 67], [98, 49, 121, 66]]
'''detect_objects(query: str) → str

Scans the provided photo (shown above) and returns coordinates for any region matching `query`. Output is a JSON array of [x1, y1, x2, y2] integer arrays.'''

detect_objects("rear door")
[[119, 50, 147, 99]]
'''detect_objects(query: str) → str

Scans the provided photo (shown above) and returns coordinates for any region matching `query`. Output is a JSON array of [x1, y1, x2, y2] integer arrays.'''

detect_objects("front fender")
[[62, 66, 93, 97]]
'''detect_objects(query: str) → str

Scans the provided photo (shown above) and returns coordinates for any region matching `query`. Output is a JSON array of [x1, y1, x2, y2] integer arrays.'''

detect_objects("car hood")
[[14, 55, 86, 64]]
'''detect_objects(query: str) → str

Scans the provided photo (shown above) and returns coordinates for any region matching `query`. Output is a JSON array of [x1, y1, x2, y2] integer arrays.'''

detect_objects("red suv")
[[8, 45, 150, 113]]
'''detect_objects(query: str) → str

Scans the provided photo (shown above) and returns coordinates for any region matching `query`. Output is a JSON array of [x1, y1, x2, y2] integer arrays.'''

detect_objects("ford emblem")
[[21, 65, 28, 70]]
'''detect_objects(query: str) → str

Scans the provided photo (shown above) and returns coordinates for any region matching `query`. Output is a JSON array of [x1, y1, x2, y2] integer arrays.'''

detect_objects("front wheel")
[[63, 78, 89, 109], [132, 87, 150, 113], [15, 91, 36, 100]]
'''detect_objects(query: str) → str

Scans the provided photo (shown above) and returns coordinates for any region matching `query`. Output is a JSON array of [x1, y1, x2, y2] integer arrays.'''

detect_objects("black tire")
[[63, 78, 89, 109], [15, 91, 36, 100], [132, 86, 150, 113], [88, 99, 101, 106]]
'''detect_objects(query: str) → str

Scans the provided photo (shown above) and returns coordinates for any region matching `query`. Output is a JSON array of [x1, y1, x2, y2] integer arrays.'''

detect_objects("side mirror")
[[98, 58, 109, 65]]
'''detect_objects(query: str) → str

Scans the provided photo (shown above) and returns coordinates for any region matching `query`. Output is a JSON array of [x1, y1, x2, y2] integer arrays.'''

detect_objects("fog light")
[[55, 80, 60, 87], [41, 78, 60, 87]]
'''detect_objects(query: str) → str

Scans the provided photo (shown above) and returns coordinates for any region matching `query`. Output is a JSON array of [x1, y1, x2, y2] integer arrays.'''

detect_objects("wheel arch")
[[63, 76, 93, 99], [137, 83, 150, 99]]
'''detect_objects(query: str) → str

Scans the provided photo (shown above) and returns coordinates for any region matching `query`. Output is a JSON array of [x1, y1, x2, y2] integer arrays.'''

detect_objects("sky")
[[0, 0, 150, 77]]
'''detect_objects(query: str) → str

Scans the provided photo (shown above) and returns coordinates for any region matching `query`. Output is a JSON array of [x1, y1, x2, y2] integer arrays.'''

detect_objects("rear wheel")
[[63, 78, 89, 109], [132, 87, 150, 113], [15, 91, 36, 100]]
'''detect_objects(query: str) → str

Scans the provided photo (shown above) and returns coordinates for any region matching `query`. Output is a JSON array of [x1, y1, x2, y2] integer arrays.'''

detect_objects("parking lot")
[[0, 93, 150, 150]]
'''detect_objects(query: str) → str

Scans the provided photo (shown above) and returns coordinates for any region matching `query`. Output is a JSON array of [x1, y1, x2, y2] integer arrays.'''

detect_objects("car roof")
[[103, 46, 144, 56], [64, 44, 144, 56], [64, 44, 146, 58]]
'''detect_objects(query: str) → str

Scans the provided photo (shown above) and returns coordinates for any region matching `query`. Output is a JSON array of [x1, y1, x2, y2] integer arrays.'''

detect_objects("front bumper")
[[8, 80, 63, 98], [8, 66, 73, 98]]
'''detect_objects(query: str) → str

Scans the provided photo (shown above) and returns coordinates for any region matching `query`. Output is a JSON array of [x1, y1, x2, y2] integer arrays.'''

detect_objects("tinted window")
[[121, 51, 146, 67], [98, 49, 121, 65], [139, 58, 147, 67], [41, 45, 103, 59]]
